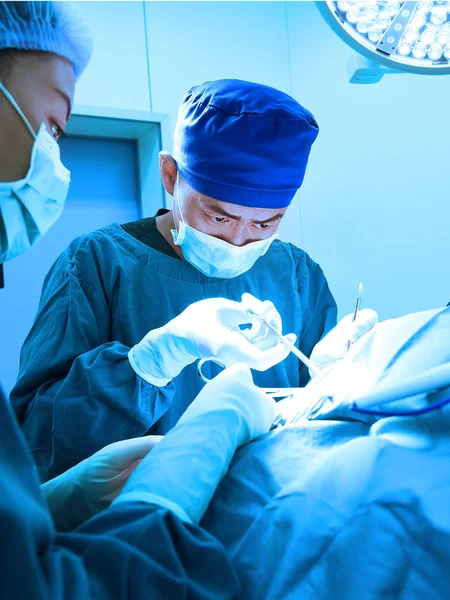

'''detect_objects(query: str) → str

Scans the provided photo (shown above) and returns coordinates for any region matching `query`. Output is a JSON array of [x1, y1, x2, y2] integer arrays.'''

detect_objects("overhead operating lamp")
[[317, 1, 450, 80]]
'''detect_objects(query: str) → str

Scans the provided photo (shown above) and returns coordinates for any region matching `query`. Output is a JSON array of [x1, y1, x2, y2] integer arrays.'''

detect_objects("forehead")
[[192, 190, 286, 220], [9, 52, 75, 106]]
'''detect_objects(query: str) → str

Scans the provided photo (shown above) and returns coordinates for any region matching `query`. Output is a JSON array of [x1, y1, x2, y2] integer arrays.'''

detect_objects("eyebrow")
[[253, 213, 283, 225], [202, 200, 283, 224], [53, 87, 73, 121]]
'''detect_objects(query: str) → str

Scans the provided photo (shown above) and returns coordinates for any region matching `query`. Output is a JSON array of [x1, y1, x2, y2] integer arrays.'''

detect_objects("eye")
[[255, 222, 270, 230], [207, 213, 228, 224], [50, 123, 63, 140]]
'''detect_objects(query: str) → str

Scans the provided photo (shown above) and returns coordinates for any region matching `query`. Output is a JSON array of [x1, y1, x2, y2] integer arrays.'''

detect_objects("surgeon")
[[0, 2, 281, 596], [12, 73, 379, 481]]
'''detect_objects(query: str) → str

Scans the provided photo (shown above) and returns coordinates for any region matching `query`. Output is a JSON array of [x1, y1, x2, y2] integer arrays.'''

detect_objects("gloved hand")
[[310, 309, 378, 376], [128, 293, 296, 386], [114, 363, 276, 525], [41, 435, 162, 531]]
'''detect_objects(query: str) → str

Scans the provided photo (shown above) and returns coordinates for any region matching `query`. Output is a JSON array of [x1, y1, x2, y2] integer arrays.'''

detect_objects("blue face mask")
[[170, 177, 278, 279], [0, 82, 70, 263]]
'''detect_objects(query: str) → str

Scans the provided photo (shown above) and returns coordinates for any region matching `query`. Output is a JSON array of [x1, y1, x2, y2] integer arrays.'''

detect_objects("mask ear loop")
[[0, 82, 37, 139], [172, 174, 189, 246], [175, 174, 187, 226]]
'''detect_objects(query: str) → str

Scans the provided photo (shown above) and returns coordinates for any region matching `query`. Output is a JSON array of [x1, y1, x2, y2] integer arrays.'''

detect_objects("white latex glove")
[[239, 292, 290, 350], [41, 435, 163, 531], [114, 363, 276, 525], [129, 293, 296, 386], [310, 309, 378, 376]]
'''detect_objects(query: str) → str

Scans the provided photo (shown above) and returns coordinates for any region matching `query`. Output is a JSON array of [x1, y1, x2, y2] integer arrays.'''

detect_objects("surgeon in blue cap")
[[11, 78, 374, 481]]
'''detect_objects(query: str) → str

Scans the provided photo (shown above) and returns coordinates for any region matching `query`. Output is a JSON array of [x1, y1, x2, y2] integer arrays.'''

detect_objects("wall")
[[285, 1, 450, 319], [74, 1, 151, 111], [144, 1, 292, 137]]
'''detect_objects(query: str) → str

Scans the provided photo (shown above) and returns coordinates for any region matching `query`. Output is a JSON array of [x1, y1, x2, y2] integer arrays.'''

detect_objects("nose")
[[213, 222, 256, 247], [229, 224, 249, 247]]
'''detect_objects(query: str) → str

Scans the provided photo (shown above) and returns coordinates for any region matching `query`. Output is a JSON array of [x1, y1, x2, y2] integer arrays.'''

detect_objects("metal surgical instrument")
[[345, 283, 363, 354], [247, 308, 321, 377]]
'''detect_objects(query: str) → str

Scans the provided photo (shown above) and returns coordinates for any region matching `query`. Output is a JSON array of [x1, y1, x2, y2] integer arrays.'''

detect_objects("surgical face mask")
[[0, 82, 70, 263], [170, 177, 278, 279]]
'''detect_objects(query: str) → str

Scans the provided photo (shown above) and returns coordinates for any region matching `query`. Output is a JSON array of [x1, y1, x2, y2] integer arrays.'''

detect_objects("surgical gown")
[[0, 384, 239, 599], [11, 218, 336, 480]]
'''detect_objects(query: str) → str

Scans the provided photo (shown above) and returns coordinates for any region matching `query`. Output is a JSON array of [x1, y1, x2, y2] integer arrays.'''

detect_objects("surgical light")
[[317, 1, 450, 75], [428, 41, 444, 58], [437, 24, 450, 44], [398, 40, 412, 54], [412, 40, 427, 57]]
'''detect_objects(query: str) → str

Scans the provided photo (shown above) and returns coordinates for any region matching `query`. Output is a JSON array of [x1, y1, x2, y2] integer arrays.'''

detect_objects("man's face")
[[175, 182, 287, 246], [160, 154, 288, 247], [0, 51, 75, 181]]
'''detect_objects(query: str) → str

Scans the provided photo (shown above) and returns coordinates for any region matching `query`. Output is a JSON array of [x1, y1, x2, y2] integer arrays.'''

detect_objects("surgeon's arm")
[[1, 400, 238, 599], [10, 246, 175, 481], [297, 256, 337, 386]]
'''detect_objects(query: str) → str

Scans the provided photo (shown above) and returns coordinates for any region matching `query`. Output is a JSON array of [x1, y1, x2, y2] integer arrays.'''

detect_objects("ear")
[[159, 152, 178, 195]]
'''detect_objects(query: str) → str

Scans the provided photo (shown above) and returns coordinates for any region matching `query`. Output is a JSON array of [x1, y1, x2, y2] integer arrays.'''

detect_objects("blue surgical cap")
[[173, 79, 319, 209], [0, 1, 92, 79]]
